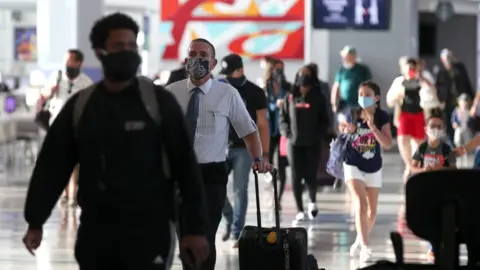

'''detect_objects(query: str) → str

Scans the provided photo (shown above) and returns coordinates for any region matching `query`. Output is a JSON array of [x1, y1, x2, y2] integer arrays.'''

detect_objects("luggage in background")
[[238, 169, 318, 270]]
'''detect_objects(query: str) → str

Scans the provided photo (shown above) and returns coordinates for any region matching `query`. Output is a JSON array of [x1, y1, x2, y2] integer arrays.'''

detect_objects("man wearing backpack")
[[22, 13, 209, 270]]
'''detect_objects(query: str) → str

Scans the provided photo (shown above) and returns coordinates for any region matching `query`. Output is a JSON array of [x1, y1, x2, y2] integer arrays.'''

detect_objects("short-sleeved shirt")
[[335, 64, 371, 106], [412, 142, 456, 168], [166, 78, 257, 163], [344, 109, 389, 173], [222, 79, 267, 148]]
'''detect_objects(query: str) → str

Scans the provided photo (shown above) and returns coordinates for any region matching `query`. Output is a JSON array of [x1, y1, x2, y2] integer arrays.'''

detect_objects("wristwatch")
[[254, 157, 263, 162]]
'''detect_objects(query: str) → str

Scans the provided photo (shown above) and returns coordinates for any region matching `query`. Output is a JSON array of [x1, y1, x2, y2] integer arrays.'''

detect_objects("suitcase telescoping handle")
[[252, 168, 280, 231]]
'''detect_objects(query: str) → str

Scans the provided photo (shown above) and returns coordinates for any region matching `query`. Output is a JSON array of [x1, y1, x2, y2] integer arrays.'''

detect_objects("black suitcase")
[[238, 169, 312, 270]]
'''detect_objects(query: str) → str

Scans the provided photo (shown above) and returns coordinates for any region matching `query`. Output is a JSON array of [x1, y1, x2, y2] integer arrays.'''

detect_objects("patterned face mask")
[[186, 58, 210, 79]]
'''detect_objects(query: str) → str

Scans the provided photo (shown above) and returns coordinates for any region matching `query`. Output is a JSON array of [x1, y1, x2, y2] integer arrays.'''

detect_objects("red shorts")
[[398, 111, 426, 140]]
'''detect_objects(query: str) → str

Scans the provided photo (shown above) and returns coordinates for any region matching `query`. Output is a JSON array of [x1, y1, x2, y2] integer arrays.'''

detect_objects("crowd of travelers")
[[20, 11, 480, 270]]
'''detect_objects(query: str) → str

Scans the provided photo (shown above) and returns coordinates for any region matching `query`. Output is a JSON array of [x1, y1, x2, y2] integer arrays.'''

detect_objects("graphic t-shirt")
[[412, 142, 456, 168], [344, 109, 389, 173]]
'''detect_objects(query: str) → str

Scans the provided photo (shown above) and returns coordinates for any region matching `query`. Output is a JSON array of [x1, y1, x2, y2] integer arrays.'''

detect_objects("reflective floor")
[[0, 152, 471, 270]]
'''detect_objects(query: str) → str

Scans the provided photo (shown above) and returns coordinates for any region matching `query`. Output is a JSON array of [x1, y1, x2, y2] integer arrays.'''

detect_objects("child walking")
[[411, 110, 457, 262], [451, 93, 473, 166], [339, 80, 393, 262]]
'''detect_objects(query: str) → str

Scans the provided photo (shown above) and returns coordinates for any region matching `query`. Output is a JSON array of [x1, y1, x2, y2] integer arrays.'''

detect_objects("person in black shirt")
[[22, 13, 209, 270], [218, 54, 269, 247], [280, 64, 330, 223]]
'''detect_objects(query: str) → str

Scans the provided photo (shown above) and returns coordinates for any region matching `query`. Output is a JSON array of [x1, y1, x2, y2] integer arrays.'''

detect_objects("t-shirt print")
[[351, 124, 376, 160], [423, 152, 446, 167]]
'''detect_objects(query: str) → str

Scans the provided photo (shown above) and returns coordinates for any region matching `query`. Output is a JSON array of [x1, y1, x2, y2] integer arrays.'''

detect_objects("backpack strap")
[[138, 76, 161, 124], [418, 142, 429, 167], [137, 76, 170, 179], [73, 83, 98, 136], [441, 142, 452, 167]]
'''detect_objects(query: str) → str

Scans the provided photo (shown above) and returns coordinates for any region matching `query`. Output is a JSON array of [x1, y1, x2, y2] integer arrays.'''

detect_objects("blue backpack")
[[326, 134, 351, 180], [326, 108, 357, 180]]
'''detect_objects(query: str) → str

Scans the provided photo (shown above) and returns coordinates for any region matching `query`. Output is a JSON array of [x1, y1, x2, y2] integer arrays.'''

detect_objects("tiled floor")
[[0, 152, 471, 270]]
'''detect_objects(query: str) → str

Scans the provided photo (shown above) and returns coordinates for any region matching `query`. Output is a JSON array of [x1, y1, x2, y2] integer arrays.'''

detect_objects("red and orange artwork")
[[159, 0, 305, 60]]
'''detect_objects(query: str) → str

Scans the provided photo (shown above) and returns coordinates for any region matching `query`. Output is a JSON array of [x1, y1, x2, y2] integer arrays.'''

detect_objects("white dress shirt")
[[43, 71, 93, 123], [166, 78, 257, 164]]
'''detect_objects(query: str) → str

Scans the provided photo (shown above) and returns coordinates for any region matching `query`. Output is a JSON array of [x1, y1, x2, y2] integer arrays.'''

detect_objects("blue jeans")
[[222, 148, 253, 239]]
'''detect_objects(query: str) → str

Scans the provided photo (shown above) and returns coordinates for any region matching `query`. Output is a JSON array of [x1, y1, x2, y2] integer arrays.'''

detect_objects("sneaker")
[[359, 247, 372, 262], [349, 240, 361, 257], [295, 212, 305, 222], [222, 225, 232, 242], [307, 202, 318, 220]]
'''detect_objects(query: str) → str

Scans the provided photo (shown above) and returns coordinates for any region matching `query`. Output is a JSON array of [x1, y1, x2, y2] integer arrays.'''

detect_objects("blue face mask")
[[358, 96, 375, 108]]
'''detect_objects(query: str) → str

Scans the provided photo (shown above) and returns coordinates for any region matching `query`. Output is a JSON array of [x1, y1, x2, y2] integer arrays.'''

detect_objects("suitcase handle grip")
[[252, 168, 281, 234]]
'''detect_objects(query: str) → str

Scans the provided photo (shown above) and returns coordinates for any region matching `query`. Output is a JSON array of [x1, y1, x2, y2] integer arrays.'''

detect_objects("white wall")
[[0, 0, 159, 10], [0, 7, 160, 77]]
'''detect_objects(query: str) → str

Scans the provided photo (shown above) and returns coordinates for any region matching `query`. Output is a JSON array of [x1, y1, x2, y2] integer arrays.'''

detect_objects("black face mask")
[[65, 66, 80, 79], [227, 76, 246, 87], [273, 69, 284, 82], [298, 75, 313, 87], [100, 51, 141, 82]]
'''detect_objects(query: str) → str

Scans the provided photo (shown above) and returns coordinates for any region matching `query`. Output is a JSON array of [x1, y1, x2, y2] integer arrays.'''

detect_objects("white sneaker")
[[349, 240, 361, 257], [359, 247, 372, 262], [307, 202, 318, 220], [295, 212, 305, 221]]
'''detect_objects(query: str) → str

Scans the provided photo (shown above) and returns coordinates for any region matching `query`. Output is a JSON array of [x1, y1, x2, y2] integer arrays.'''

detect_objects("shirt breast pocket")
[[199, 109, 228, 134]]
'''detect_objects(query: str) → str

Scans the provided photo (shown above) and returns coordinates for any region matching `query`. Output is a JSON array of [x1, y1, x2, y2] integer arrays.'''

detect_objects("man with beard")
[[217, 54, 269, 247], [22, 13, 209, 270], [166, 39, 272, 270]]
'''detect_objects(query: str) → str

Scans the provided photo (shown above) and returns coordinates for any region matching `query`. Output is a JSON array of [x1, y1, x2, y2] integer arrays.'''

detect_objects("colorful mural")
[[160, 0, 304, 60]]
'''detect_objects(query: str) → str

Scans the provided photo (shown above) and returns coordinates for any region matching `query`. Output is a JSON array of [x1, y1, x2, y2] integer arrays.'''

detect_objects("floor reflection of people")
[[59, 206, 78, 231]]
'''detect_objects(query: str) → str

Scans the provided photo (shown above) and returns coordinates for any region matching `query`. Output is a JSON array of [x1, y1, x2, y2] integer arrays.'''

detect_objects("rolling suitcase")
[[238, 169, 313, 270]]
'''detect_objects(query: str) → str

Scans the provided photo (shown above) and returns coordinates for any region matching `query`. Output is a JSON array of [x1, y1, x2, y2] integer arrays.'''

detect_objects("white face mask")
[[426, 128, 445, 139]]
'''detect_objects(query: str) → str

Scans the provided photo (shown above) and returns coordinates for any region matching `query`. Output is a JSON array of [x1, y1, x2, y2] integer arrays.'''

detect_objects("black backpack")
[[417, 141, 452, 167]]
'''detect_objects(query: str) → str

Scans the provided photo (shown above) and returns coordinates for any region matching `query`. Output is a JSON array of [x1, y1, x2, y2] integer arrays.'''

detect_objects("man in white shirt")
[[41, 49, 93, 206], [42, 49, 93, 124], [166, 38, 271, 270]]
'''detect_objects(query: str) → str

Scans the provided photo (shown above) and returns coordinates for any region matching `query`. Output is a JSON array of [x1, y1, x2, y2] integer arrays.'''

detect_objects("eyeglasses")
[[428, 124, 443, 129]]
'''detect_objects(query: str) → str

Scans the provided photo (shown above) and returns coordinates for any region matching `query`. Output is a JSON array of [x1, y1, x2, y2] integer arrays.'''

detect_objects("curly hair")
[[89, 12, 139, 49]]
